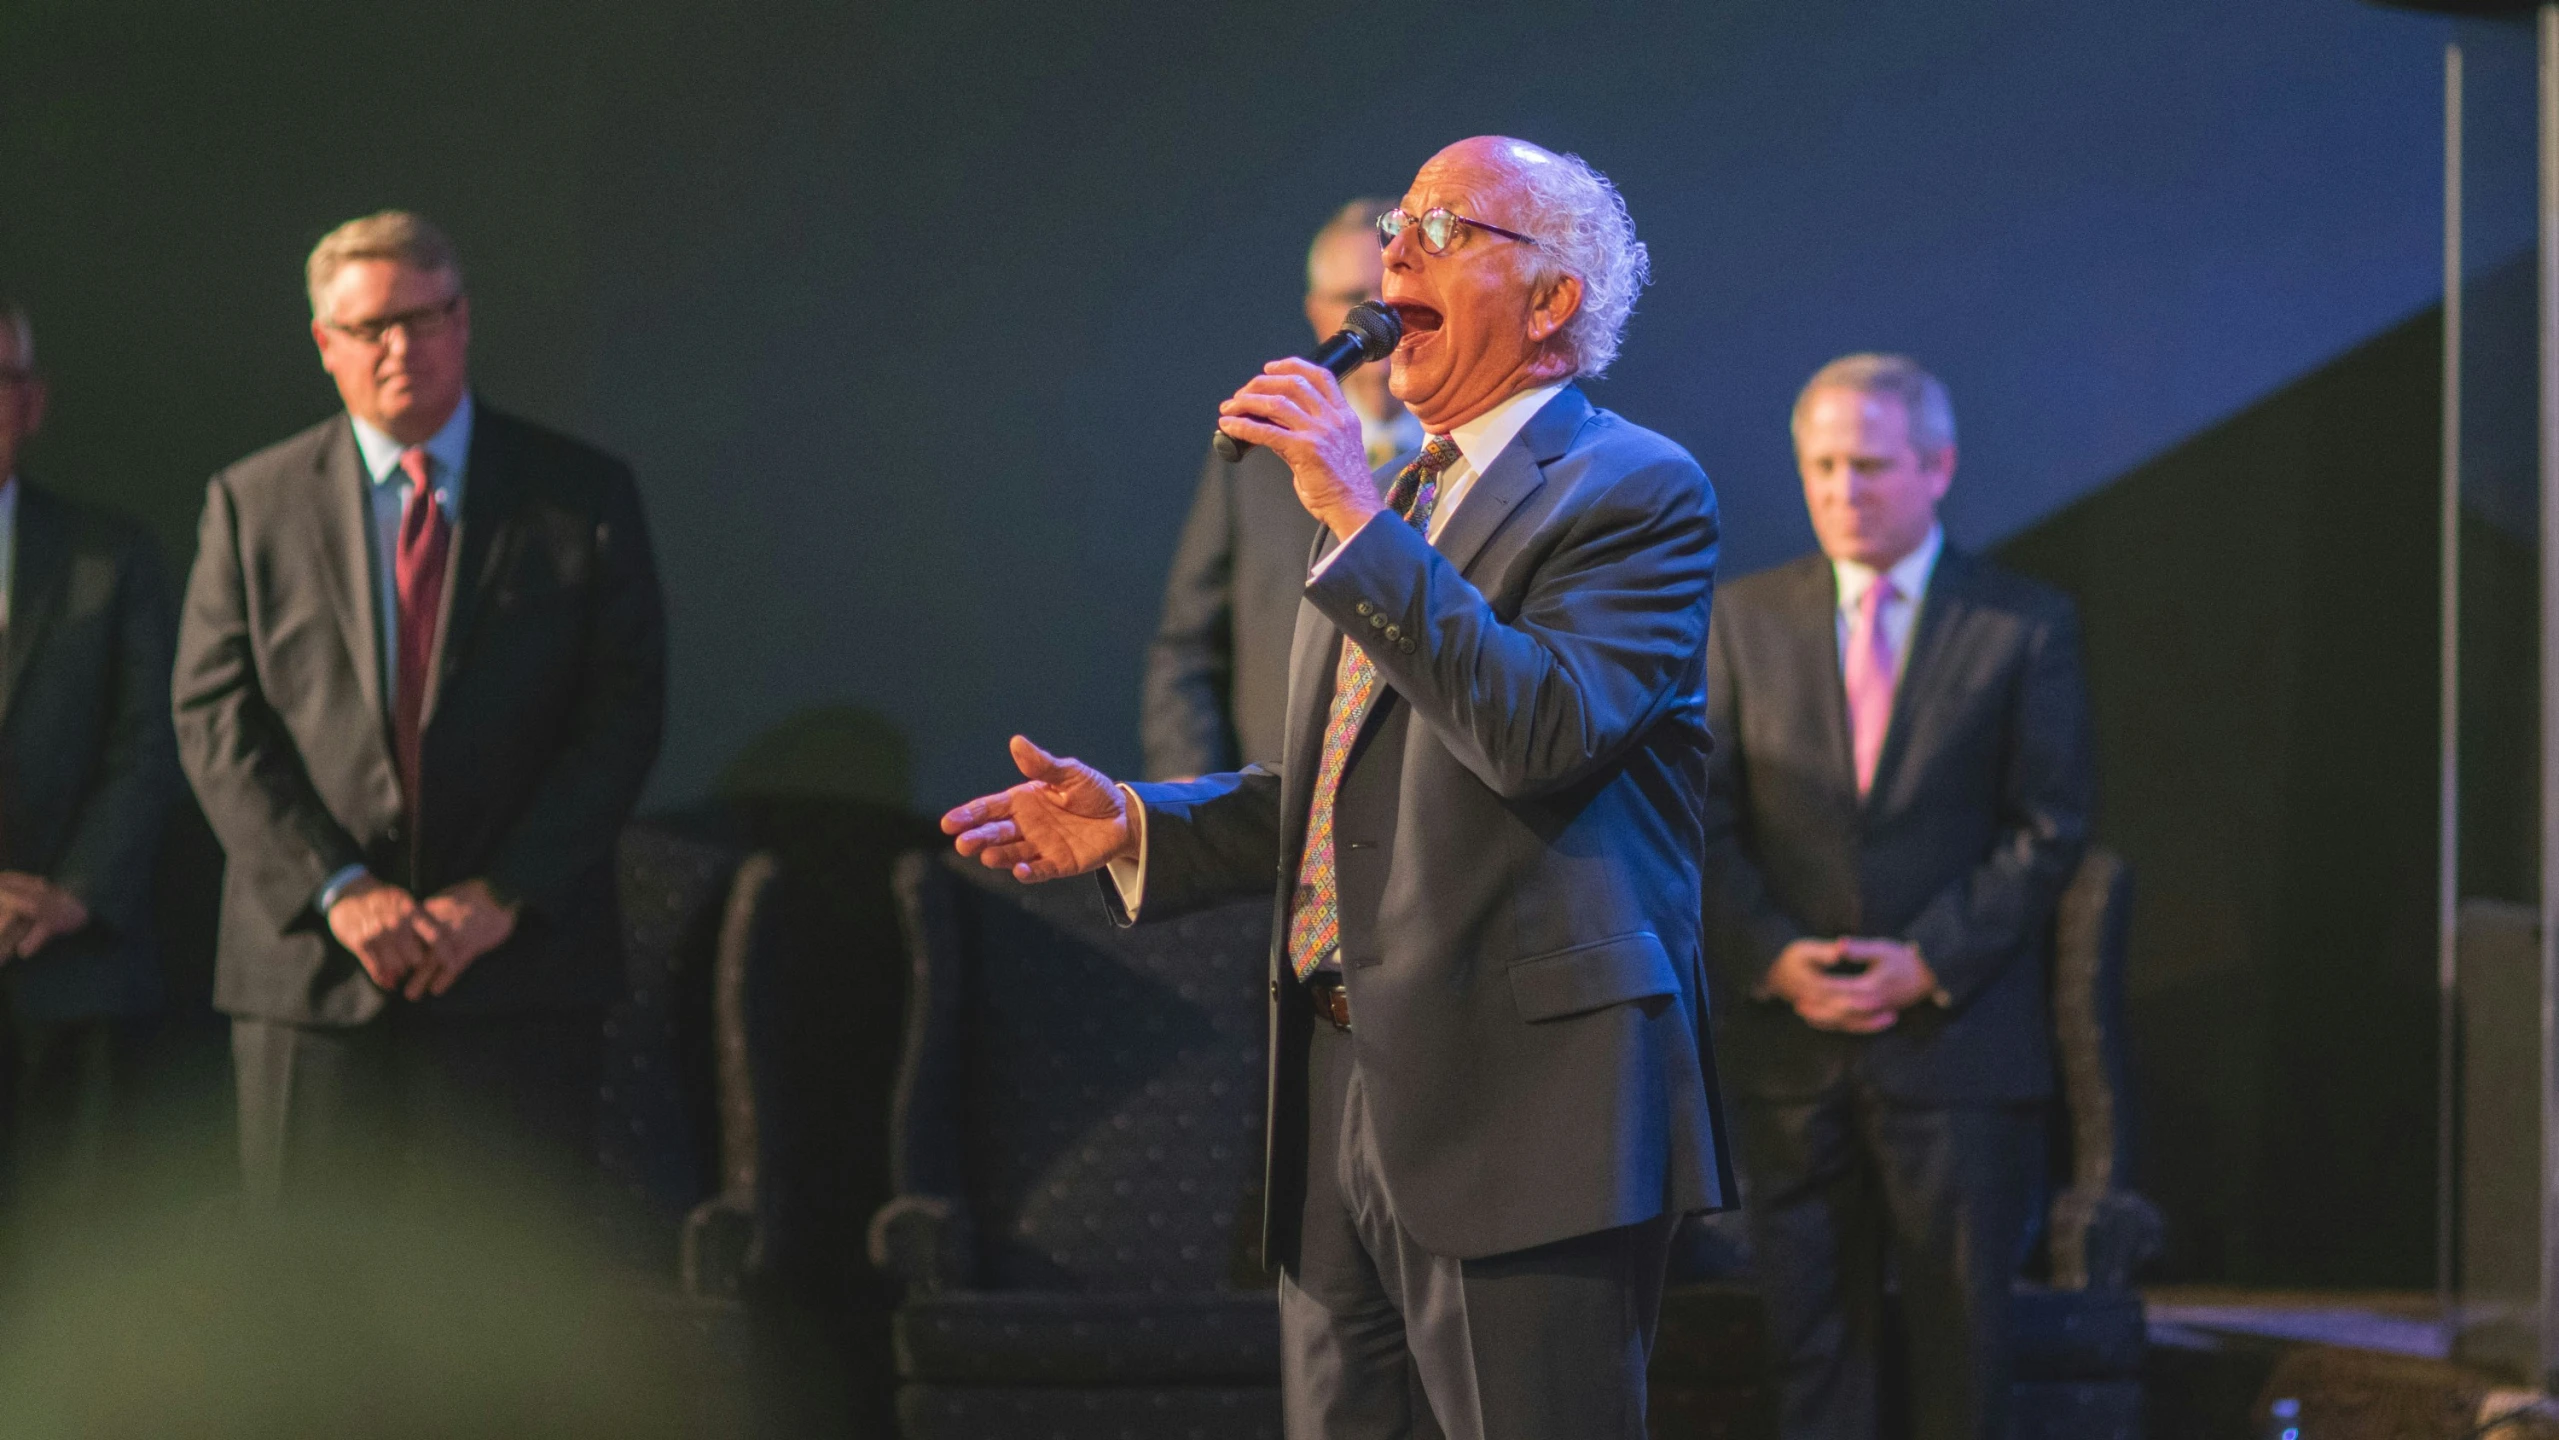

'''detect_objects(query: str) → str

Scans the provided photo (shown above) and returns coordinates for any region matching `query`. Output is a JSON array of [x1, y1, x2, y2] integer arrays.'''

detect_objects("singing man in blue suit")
[[943, 135, 1730, 1439]]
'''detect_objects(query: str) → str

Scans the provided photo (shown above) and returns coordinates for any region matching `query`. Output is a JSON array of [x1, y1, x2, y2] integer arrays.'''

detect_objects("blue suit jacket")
[[1113, 386, 1733, 1262], [1699, 549, 2093, 1103]]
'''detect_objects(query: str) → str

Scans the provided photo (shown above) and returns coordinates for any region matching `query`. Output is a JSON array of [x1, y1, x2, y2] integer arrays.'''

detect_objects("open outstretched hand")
[[942, 735, 1137, 883]]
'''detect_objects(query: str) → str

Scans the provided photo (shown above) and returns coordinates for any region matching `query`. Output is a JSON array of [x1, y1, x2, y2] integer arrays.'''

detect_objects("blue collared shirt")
[[318, 395, 473, 916], [348, 393, 473, 708]]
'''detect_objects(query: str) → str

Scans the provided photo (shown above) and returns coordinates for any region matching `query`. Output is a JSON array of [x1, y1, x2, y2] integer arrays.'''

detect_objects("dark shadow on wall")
[[714, 705, 914, 812], [1993, 264, 2541, 1287]]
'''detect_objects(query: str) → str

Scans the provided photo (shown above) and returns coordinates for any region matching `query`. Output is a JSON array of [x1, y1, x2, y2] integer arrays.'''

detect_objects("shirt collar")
[[1831, 523, 1944, 615], [350, 392, 475, 487], [1443, 382, 1567, 476]]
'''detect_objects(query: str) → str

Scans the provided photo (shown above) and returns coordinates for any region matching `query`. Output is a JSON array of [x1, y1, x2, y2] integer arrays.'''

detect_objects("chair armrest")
[[866, 1193, 972, 1293], [681, 1193, 760, 1302], [2049, 1184, 2165, 1291]]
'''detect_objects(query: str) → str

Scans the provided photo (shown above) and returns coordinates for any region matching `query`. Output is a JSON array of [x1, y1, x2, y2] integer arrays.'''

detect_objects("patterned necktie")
[[393, 447, 452, 814], [1285, 435, 1463, 980], [1845, 575, 1899, 797]]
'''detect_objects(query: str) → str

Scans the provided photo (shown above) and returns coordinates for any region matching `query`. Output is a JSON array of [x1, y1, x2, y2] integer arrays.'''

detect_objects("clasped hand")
[[942, 736, 1135, 883], [0, 872, 89, 961], [1765, 937, 1941, 1034], [328, 875, 518, 1001], [1217, 358, 1384, 542]]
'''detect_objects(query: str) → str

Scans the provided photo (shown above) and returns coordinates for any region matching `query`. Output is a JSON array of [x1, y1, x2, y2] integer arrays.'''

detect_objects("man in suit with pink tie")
[[1700, 354, 2095, 1440]]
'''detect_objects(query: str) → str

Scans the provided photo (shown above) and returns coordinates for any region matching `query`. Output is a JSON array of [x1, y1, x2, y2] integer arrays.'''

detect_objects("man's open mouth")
[[1387, 302, 1444, 341]]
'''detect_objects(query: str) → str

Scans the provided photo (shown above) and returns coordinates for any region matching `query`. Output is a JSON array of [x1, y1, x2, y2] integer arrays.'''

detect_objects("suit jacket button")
[[1369, 613, 1387, 629], [1355, 601, 1374, 616], [1384, 625, 1401, 641], [1399, 638, 1416, 654]]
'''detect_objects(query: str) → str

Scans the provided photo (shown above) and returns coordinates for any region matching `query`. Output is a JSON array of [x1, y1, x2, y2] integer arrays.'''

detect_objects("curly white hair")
[[1505, 144, 1650, 378]]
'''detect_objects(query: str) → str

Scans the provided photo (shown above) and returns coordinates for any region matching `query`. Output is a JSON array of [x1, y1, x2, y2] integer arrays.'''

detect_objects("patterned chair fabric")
[[1651, 847, 2162, 1440], [672, 798, 949, 1435], [871, 850, 1281, 1438], [599, 819, 757, 1268]]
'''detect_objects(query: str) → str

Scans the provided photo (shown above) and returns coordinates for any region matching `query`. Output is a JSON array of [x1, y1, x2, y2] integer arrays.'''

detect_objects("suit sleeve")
[[1094, 765, 1283, 925], [1901, 601, 2095, 1007], [1304, 454, 1717, 802], [482, 468, 668, 919], [1140, 449, 1241, 781], [172, 475, 367, 925], [50, 530, 180, 935], [1697, 613, 1807, 1005]]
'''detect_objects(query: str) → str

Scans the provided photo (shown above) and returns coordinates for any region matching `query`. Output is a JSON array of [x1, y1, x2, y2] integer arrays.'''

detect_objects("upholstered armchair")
[[868, 851, 1283, 1440]]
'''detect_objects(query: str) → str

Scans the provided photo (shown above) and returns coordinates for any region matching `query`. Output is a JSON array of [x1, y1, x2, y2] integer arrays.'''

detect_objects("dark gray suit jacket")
[[1699, 548, 2093, 1105], [0, 484, 180, 1022], [1115, 387, 1732, 1264], [173, 401, 666, 1026], [1141, 442, 1329, 779]]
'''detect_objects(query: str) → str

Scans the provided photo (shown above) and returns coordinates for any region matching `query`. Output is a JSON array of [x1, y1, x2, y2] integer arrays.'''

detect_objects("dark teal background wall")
[[0, 0, 2496, 809]]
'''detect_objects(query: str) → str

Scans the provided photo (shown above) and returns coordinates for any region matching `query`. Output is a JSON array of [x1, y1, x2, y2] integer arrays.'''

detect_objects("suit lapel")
[[0, 487, 68, 728], [312, 421, 389, 739], [428, 400, 522, 725], [1431, 385, 1586, 579], [1867, 547, 1975, 810], [1275, 386, 1592, 842], [1789, 557, 1858, 805]]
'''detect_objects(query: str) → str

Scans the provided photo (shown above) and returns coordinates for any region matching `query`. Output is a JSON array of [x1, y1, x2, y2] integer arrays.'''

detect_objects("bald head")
[[1382, 137, 1648, 430]]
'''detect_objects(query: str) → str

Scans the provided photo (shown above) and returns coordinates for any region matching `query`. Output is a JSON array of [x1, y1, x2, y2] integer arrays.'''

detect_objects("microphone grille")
[[1343, 300, 1403, 361]]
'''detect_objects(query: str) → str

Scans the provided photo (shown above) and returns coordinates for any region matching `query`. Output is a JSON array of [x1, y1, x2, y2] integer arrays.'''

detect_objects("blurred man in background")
[[1142, 196, 1422, 780], [1700, 354, 2093, 1440], [0, 299, 180, 1231], [174, 213, 665, 1213]]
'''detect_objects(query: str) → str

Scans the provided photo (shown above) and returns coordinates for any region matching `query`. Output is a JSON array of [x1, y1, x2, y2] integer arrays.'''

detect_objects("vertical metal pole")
[[2441, 38, 2464, 1360], [2537, 1, 2559, 1393]]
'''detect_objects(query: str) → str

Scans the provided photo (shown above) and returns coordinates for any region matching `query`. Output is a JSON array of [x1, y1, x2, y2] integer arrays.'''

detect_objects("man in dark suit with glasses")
[[1143, 196, 1423, 781], [174, 211, 666, 1212]]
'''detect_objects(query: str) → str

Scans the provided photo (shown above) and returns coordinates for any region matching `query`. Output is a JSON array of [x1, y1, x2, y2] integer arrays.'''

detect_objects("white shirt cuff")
[[1307, 512, 1386, 582], [1103, 784, 1149, 918]]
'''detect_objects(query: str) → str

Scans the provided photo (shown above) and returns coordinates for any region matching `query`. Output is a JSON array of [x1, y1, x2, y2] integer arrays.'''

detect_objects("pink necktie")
[[393, 447, 451, 814], [1845, 576, 1898, 797]]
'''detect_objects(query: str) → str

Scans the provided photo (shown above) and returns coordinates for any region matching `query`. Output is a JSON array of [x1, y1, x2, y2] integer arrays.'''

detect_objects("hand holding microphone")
[[1215, 300, 1406, 542]]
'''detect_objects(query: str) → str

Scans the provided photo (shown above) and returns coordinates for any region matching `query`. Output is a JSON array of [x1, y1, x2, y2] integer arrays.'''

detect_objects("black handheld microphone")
[[1211, 300, 1404, 463]]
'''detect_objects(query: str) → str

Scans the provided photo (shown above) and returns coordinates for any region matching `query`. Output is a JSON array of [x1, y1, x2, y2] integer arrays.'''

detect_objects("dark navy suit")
[[1701, 548, 2093, 1440], [0, 484, 179, 1216], [1111, 387, 1730, 1437]]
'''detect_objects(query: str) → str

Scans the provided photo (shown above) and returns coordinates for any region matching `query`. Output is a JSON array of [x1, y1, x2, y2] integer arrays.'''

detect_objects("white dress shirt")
[[1830, 523, 1943, 682], [1109, 383, 1570, 917], [1827, 523, 1951, 1003]]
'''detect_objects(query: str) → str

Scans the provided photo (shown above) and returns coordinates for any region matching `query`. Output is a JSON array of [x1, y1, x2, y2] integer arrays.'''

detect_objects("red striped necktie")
[[392, 447, 451, 814]]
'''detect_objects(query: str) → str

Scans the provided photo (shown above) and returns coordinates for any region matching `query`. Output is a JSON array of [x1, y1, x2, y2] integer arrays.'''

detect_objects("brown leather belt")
[[1306, 977, 1352, 1031]]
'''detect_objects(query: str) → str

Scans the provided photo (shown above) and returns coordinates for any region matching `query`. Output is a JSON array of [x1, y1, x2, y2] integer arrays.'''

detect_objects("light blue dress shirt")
[[317, 396, 474, 915]]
